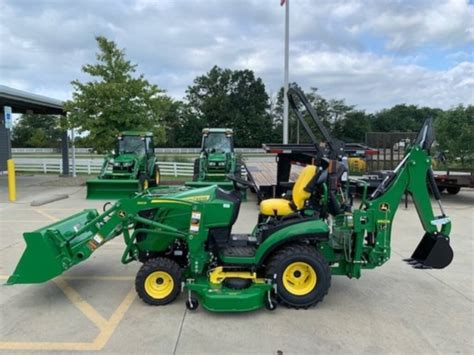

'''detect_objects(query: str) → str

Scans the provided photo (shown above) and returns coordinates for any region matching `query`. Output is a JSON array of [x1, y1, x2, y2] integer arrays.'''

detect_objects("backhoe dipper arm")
[[351, 119, 453, 275]]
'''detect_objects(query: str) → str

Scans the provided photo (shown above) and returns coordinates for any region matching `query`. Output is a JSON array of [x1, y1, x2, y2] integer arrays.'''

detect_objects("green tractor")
[[186, 128, 242, 191], [86, 131, 161, 199], [8, 116, 453, 312]]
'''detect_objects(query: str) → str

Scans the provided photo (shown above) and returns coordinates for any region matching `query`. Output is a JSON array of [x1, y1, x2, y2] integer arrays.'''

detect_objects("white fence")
[[14, 158, 195, 177], [12, 147, 264, 154], [13, 158, 246, 177]]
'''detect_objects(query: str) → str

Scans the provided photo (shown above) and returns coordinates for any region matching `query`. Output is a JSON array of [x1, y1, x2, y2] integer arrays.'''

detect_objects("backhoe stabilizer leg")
[[405, 232, 453, 269]]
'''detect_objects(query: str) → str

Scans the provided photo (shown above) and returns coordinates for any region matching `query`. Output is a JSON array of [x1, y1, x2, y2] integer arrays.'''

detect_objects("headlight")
[[218, 162, 225, 166]]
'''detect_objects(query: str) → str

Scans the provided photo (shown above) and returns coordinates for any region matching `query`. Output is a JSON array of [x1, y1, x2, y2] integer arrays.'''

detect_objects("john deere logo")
[[379, 203, 390, 212]]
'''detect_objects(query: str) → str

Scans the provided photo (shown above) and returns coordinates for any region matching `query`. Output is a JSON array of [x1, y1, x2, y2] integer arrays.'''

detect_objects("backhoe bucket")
[[405, 233, 453, 269], [86, 179, 141, 199], [7, 209, 101, 285]]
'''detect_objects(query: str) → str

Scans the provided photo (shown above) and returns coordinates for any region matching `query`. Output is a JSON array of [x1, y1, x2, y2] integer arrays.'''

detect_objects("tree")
[[435, 105, 474, 167], [11, 114, 62, 148], [332, 111, 372, 143], [271, 85, 358, 144], [372, 104, 443, 132], [185, 66, 272, 147], [65, 36, 169, 153]]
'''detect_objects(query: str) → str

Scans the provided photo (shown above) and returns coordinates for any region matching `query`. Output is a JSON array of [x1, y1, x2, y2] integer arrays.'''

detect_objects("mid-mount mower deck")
[[7, 88, 453, 313]]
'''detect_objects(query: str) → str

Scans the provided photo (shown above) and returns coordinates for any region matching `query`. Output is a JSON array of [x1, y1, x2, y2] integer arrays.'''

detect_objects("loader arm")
[[7, 195, 191, 285]]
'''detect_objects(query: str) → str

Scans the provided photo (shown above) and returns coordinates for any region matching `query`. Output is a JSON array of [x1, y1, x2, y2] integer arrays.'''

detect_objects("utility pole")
[[282, 0, 289, 144]]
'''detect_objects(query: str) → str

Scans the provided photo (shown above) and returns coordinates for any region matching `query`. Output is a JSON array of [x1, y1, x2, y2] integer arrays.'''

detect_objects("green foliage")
[[372, 104, 443, 132], [435, 105, 474, 167], [185, 66, 272, 147], [272, 85, 357, 143], [333, 111, 373, 143], [11, 114, 62, 148], [65, 36, 169, 153]]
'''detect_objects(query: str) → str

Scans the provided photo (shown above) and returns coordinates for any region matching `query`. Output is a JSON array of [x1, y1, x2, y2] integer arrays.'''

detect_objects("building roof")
[[0, 85, 64, 115]]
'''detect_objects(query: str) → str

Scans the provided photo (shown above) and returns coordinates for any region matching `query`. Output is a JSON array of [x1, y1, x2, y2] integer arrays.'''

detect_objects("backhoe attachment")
[[406, 232, 453, 269]]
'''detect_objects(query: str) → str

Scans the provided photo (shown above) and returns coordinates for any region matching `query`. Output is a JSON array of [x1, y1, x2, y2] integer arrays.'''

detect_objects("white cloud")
[[0, 0, 472, 112]]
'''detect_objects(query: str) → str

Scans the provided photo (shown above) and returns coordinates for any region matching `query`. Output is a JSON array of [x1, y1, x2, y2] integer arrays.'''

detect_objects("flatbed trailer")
[[245, 143, 375, 201], [434, 169, 474, 194]]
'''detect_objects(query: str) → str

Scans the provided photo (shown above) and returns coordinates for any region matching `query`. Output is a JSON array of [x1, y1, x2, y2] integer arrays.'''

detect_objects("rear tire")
[[193, 159, 200, 181], [265, 244, 331, 309], [447, 186, 460, 195], [135, 258, 182, 306]]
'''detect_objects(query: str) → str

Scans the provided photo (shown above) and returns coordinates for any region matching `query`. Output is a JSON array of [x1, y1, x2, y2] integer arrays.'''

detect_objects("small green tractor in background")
[[186, 128, 242, 191], [8, 105, 454, 312], [86, 131, 160, 199]]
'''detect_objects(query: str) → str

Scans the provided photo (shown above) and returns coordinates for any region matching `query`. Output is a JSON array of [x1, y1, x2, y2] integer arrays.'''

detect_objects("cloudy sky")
[[1, 0, 473, 112]]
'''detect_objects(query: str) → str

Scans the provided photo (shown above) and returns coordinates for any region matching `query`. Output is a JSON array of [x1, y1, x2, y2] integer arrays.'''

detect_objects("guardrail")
[[13, 158, 245, 177]]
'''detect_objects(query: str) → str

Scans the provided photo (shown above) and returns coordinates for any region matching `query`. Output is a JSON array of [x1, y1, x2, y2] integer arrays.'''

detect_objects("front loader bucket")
[[7, 209, 101, 285], [86, 179, 141, 200], [405, 233, 453, 269]]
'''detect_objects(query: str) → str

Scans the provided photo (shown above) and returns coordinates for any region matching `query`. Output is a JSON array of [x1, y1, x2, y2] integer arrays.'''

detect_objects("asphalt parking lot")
[[0, 175, 472, 354]]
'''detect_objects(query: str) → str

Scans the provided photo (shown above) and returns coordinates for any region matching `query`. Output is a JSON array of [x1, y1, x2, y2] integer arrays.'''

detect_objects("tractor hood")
[[111, 154, 138, 164], [207, 152, 227, 162]]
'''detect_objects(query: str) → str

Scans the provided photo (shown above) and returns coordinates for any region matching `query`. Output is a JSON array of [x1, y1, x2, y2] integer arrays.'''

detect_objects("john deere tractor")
[[186, 128, 242, 191], [8, 108, 453, 312], [86, 132, 161, 199]]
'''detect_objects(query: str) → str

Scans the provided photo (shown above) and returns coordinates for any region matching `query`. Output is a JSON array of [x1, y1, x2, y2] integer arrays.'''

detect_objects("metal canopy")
[[0, 85, 64, 115], [0, 85, 69, 175]]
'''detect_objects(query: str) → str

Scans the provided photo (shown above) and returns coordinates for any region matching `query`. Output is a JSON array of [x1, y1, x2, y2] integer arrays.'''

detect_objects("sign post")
[[4, 106, 12, 129]]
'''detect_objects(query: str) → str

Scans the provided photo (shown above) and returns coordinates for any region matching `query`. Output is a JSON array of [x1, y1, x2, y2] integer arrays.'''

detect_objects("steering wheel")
[[226, 174, 253, 190]]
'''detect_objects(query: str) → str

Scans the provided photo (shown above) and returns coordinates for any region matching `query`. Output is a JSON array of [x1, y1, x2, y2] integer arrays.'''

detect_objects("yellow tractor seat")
[[259, 165, 317, 217]]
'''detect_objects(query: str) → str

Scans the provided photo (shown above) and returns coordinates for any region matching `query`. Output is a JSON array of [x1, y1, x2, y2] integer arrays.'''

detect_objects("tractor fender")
[[254, 219, 329, 267]]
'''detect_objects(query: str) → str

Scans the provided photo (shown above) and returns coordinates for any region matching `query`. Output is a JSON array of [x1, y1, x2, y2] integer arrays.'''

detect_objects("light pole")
[[282, 0, 290, 144]]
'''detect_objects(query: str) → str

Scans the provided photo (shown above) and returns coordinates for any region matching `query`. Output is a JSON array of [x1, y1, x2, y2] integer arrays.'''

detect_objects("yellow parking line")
[[0, 340, 99, 351], [34, 209, 59, 221], [93, 287, 137, 349], [0, 220, 47, 222], [53, 279, 108, 330], [0, 278, 137, 351], [59, 275, 135, 281]]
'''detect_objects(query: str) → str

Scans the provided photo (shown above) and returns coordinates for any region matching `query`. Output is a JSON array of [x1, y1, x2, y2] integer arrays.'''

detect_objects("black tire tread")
[[135, 257, 182, 306], [266, 244, 331, 309]]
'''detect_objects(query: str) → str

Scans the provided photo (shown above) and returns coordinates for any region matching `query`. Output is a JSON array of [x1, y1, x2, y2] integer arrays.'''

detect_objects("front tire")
[[135, 258, 182, 306], [265, 244, 331, 309]]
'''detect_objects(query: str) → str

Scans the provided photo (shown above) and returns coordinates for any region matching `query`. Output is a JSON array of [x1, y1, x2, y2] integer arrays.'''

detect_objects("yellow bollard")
[[7, 159, 16, 202]]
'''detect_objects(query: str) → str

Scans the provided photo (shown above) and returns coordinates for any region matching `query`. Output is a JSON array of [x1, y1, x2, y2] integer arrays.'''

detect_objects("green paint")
[[8, 142, 453, 313], [86, 131, 160, 199]]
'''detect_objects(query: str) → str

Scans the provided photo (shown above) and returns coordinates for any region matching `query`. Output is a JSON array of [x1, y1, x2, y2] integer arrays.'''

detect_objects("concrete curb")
[[31, 194, 69, 206]]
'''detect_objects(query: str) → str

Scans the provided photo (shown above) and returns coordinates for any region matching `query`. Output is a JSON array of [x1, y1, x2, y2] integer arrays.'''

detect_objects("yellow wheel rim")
[[282, 262, 317, 296], [155, 169, 160, 185], [144, 271, 174, 299]]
